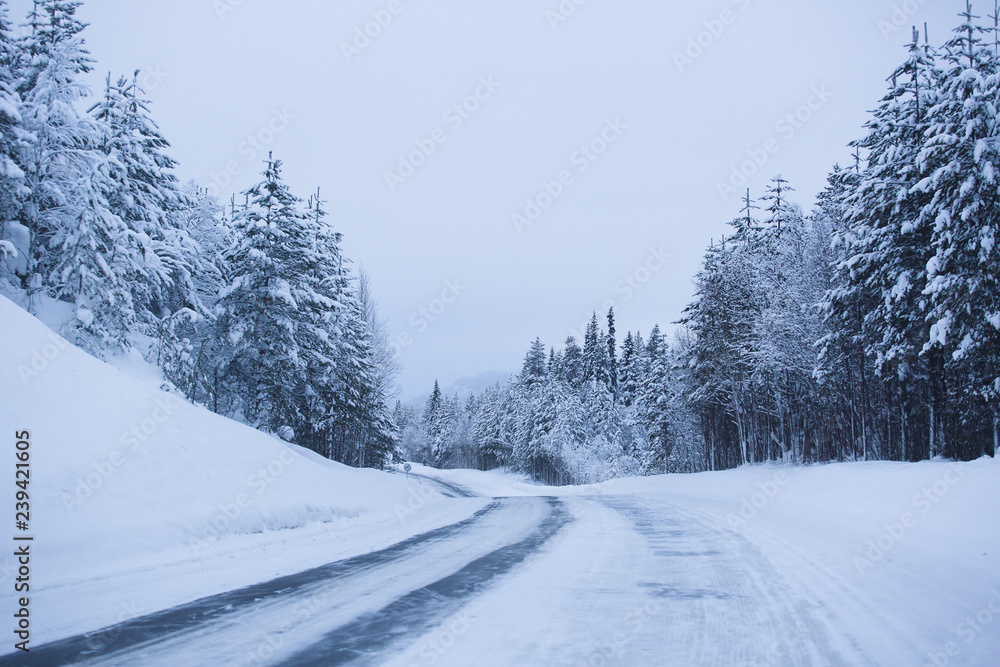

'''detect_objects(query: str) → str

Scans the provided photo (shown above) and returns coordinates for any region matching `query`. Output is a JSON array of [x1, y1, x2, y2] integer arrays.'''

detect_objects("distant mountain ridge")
[[405, 371, 515, 409]]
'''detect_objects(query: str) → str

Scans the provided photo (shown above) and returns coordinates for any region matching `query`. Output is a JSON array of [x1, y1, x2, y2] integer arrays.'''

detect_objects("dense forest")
[[3, 2, 998, 484], [398, 7, 1000, 483], [0, 1, 398, 466]]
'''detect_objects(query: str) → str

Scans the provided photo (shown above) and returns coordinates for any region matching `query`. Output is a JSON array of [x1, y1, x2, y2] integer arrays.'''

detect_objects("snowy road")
[[381, 493, 866, 667], [12, 494, 572, 666], [9, 468, 996, 666]]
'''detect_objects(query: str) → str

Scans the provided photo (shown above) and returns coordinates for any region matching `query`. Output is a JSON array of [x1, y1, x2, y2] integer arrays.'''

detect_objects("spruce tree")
[[215, 154, 323, 434], [582, 312, 609, 388], [839, 23, 941, 457], [90, 72, 195, 328], [606, 307, 618, 397], [561, 335, 584, 390], [0, 0, 23, 259], [14, 0, 96, 297], [618, 331, 639, 407], [919, 2, 1000, 456], [520, 338, 548, 388], [638, 326, 673, 470], [421, 382, 447, 466], [762, 174, 794, 230], [817, 165, 875, 460]]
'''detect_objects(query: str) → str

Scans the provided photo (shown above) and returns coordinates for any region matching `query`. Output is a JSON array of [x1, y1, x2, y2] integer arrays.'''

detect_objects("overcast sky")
[[12, 0, 963, 400]]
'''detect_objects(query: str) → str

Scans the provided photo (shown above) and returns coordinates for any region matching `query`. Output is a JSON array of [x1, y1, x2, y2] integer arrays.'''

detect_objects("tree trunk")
[[928, 347, 946, 458], [859, 353, 869, 461], [993, 408, 998, 459], [733, 396, 747, 466], [900, 384, 908, 462], [928, 401, 936, 460]]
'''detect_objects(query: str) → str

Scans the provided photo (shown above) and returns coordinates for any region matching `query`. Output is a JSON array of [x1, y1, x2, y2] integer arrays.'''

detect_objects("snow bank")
[[431, 458, 999, 577], [424, 459, 1000, 665], [0, 295, 473, 641], [594, 458, 1000, 567]]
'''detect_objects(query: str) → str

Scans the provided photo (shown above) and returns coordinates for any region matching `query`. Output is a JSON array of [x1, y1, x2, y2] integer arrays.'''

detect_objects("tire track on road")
[[6, 501, 502, 667], [599, 496, 848, 666], [278, 497, 572, 667]]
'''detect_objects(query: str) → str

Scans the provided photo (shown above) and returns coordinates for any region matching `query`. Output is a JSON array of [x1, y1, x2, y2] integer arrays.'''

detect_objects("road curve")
[[6, 496, 567, 667]]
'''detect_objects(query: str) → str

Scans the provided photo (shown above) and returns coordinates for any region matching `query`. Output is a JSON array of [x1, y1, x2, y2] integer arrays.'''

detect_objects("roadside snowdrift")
[[413, 460, 1000, 665], [0, 295, 472, 643], [419, 458, 1000, 579]]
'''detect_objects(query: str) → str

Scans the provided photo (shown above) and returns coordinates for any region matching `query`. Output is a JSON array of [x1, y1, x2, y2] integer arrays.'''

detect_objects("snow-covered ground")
[[395, 460, 1000, 666], [0, 295, 486, 647], [2, 294, 999, 665]]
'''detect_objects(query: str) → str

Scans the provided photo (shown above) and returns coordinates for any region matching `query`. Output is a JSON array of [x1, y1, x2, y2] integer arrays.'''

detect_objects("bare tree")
[[357, 266, 401, 403]]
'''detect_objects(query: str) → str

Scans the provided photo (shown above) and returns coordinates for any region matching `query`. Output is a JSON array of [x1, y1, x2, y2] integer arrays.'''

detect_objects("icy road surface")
[[10, 467, 999, 667]]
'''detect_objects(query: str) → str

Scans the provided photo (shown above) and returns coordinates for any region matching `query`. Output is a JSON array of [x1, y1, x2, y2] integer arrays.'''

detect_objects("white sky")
[[11, 0, 963, 400]]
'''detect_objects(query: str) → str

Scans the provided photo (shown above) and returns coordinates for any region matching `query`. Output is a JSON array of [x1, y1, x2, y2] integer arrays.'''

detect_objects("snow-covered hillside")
[[0, 295, 485, 645]]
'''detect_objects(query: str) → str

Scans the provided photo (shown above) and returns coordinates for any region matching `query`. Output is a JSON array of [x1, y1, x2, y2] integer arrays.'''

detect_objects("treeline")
[[400, 7, 999, 482], [0, 1, 397, 467], [395, 312, 702, 485]]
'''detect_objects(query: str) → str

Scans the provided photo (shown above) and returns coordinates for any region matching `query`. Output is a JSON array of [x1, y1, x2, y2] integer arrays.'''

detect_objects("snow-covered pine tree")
[[161, 183, 230, 406], [561, 335, 584, 390], [549, 346, 563, 383], [14, 0, 96, 300], [665, 326, 706, 473], [357, 266, 400, 410], [762, 174, 794, 231], [582, 312, 609, 388], [838, 23, 941, 458], [6, 1, 138, 349], [447, 394, 478, 469], [512, 338, 558, 481], [215, 154, 324, 435], [543, 377, 587, 483], [330, 281, 396, 468], [579, 376, 628, 481], [618, 331, 640, 407], [528, 372, 563, 483], [90, 72, 199, 331], [424, 380, 446, 466], [817, 164, 879, 460], [520, 337, 547, 388], [290, 189, 344, 457], [46, 146, 136, 349], [0, 0, 24, 272], [638, 325, 674, 472], [680, 229, 768, 468], [471, 383, 515, 469], [350, 266, 399, 467], [606, 307, 618, 398], [177, 182, 229, 302], [918, 3, 1000, 458]]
